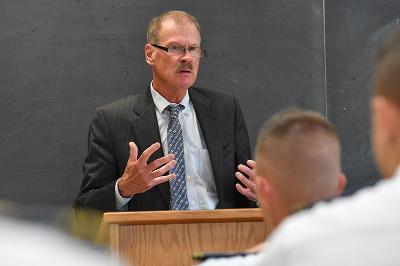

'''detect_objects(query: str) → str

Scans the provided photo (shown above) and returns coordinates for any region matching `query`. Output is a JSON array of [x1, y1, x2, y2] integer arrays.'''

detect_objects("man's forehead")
[[160, 17, 195, 28], [158, 18, 200, 41]]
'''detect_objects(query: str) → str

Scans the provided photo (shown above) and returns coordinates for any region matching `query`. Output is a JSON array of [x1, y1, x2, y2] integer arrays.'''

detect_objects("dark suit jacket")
[[74, 87, 252, 212]]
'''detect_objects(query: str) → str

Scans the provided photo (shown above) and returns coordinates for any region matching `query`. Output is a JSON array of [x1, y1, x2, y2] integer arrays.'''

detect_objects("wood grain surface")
[[104, 209, 270, 266]]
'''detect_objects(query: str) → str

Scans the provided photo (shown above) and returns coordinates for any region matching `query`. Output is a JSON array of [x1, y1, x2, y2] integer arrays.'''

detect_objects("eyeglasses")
[[151, 44, 207, 58]]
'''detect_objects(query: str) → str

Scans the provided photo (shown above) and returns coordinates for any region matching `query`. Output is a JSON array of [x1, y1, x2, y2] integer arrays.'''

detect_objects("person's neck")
[[152, 81, 187, 103], [268, 200, 291, 230], [288, 201, 310, 214]]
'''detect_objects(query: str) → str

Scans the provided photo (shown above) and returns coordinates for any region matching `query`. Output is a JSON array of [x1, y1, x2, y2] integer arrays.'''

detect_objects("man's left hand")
[[235, 159, 257, 201]]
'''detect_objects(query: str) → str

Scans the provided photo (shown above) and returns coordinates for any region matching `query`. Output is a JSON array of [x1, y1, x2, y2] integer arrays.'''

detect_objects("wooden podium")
[[103, 208, 269, 266]]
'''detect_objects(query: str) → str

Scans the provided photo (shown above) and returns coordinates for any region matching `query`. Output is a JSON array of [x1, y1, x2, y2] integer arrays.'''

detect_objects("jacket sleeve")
[[74, 109, 119, 212], [233, 97, 256, 208]]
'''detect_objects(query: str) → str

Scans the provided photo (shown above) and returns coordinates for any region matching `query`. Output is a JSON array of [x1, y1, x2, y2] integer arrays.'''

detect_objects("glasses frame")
[[151, 44, 207, 58]]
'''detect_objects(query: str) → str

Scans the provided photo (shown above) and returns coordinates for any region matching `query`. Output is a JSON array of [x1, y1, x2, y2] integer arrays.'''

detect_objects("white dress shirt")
[[201, 166, 400, 266], [115, 83, 218, 210]]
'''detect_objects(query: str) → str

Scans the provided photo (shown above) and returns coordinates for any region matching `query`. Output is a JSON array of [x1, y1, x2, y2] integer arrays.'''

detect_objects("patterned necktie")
[[167, 104, 189, 210]]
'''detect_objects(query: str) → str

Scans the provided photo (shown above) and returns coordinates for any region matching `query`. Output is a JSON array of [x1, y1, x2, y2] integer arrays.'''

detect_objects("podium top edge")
[[103, 208, 264, 225]]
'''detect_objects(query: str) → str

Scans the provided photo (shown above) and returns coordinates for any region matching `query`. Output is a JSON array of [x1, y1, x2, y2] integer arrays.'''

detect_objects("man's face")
[[147, 19, 201, 92]]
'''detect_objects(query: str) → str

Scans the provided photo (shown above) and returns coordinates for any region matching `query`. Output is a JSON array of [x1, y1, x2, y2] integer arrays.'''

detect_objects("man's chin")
[[175, 79, 196, 90]]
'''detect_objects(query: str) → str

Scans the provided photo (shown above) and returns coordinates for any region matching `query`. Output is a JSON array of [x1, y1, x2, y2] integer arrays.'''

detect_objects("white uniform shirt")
[[201, 166, 400, 266]]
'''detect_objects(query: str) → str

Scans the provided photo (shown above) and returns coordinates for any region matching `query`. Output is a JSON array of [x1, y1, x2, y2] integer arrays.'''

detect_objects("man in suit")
[[74, 10, 254, 212]]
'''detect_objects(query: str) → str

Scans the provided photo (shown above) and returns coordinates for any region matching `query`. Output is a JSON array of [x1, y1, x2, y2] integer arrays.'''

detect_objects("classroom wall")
[[1, 0, 398, 206]]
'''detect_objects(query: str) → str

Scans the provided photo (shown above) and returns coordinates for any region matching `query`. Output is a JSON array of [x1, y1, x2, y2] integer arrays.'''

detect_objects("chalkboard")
[[325, 0, 400, 192], [1, 0, 388, 207]]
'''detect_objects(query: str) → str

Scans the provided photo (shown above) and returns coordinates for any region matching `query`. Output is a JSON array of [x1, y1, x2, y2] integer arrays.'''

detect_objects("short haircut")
[[147, 10, 201, 44], [255, 108, 341, 204], [374, 31, 400, 107]]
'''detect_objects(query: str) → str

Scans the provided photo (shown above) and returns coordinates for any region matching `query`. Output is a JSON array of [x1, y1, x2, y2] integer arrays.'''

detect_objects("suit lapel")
[[189, 89, 224, 205], [131, 89, 170, 207]]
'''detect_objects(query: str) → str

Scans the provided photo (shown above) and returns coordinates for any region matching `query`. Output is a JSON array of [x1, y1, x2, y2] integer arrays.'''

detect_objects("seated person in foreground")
[[200, 108, 346, 265]]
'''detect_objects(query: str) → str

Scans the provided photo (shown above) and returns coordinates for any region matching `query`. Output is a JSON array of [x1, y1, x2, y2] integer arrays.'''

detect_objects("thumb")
[[128, 142, 138, 162]]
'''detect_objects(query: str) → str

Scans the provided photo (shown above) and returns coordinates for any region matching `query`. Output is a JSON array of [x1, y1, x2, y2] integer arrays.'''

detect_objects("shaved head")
[[255, 109, 342, 206], [374, 31, 400, 108]]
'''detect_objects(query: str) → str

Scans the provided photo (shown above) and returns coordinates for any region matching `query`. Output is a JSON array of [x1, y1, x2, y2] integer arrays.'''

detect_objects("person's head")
[[254, 109, 346, 227], [144, 10, 204, 102], [372, 31, 400, 178]]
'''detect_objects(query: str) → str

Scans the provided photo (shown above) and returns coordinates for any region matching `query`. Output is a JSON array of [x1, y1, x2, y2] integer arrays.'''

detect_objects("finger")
[[238, 164, 255, 180], [235, 171, 255, 188], [128, 142, 138, 162], [152, 160, 176, 177], [247, 159, 256, 168], [147, 154, 175, 171], [138, 142, 161, 165], [235, 183, 257, 201], [151, 173, 176, 187]]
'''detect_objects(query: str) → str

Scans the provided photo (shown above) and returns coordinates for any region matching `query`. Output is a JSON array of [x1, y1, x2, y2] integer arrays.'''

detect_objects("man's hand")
[[118, 142, 176, 198], [235, 159, 257, 201]]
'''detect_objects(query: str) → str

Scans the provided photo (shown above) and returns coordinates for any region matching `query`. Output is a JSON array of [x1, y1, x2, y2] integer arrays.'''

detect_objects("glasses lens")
[[189, 48, 206, 57], [166, 46, 205, 57], [168, 46, 184, 56], [190, 48, 201, 57]]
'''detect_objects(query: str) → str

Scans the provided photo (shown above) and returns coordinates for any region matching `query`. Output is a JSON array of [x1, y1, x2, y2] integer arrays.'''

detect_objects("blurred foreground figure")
[[0, 212, 121, 266], [200, 108, 346, 265]]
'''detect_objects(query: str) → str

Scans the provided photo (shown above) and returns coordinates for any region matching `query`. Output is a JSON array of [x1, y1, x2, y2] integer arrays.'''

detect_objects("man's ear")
[[144, 44, 154, 65], [255, 176, 272, 208], [336, 172, 347, 196]]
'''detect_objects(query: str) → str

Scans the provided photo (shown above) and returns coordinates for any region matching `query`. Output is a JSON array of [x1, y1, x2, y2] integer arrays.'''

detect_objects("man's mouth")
[[178, 69, 192, 73], [177, 64, 193, 73]]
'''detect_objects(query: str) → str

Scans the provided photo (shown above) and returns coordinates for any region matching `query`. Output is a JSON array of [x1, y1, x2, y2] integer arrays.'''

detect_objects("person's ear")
[[336, 172, 347, 196], [255, 176, 272, 208], [145, 44, 155, 65]]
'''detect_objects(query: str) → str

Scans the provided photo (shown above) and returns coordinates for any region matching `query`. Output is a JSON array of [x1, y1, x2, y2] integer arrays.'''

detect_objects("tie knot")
[[167, 104, 184, 119]]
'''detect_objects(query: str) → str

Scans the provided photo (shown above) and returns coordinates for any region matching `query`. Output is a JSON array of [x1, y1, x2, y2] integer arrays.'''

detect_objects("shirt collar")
[[150, 81, 190, 114]]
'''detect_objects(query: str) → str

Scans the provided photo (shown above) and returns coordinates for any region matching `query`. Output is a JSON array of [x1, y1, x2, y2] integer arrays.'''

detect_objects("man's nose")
[[180, 48, 193, 62]]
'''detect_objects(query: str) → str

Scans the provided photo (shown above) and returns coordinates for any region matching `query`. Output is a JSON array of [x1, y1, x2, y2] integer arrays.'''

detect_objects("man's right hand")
[[117, 142, 176, 198]]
